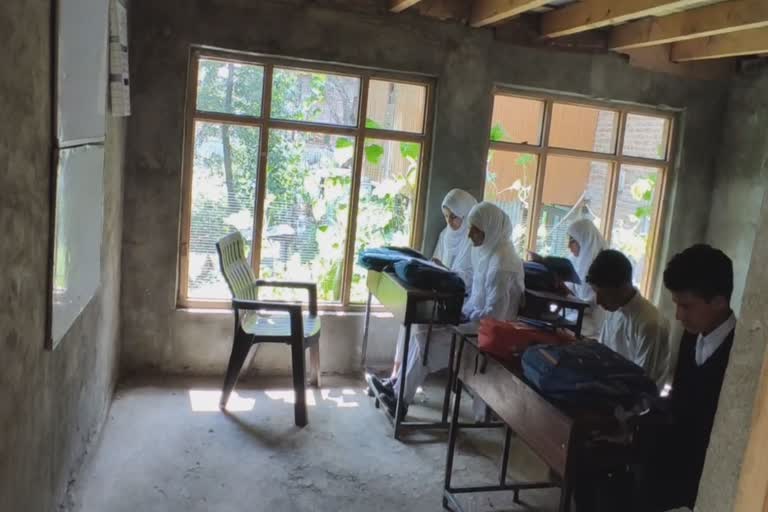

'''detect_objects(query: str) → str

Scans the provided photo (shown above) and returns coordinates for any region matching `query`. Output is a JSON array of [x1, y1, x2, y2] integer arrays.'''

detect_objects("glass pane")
[[622, 113, 670, 160], [549, 103, 618, 154], [350, 139, 421, 303], [490, 95, 545, 145], [535, 155, 609, 257], [366, 79, 427, 134], [258, 130, 353, 302], [188, 121, 260, 299], [196, 59, 264, 117], [484, 150, 538, 255], [271, 68, 360, 127], [611, 165, 662, 288]]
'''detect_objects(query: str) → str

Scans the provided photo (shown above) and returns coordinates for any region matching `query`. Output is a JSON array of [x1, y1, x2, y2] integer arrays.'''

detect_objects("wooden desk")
[[444, 335, 633, 512], [520, 289, 590, 337], [361, 270, 466, 439]]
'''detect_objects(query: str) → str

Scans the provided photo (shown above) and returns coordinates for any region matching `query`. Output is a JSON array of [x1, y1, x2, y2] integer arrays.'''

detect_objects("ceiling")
[[390, 0, 768, 63]]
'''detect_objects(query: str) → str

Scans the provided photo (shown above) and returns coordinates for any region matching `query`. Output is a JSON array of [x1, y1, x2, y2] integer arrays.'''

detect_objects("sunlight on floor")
[[188, 387, 363, 411], [188, 390, 256, 412]]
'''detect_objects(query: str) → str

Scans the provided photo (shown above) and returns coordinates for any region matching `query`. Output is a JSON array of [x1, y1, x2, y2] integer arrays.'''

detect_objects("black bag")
[[524, 261, 559, 293], [357, 247, 416, 271], [393, 259, 466, 324]]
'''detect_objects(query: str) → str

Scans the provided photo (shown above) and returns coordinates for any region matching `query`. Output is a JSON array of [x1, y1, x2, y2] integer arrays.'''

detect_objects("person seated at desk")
[[371, 202, 524, 417], [380, 188, 477, 386], [641, 244, 737, 511], [566, 218, 608, 338], [586, 249, 670, 387]]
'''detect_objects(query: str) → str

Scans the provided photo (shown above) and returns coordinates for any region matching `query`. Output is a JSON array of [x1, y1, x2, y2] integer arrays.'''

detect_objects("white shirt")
[[599, 290, 670, 387], [696, 313, 737, 366]]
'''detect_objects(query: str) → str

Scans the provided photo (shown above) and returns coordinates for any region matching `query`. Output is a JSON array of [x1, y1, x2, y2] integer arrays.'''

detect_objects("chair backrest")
[[216, 232, 258, 300]]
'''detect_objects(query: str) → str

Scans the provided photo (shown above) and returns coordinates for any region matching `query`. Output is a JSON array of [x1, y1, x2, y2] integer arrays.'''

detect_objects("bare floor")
[[72, 375, 561, 512]]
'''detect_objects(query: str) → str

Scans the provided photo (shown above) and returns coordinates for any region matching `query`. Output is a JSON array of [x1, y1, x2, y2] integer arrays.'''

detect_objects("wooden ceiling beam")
[[390, 0, 424, 13], [671, 26, 768, 61], [470, 0, 551, 27], [610, 0, 768, 50], [542, 0, 712, 39]]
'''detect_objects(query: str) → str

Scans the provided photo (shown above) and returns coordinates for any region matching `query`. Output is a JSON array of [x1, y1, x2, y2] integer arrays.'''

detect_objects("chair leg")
[[220, 333, 252, 409], [292, 338, 308, 427], [310, 342, 321, 388]]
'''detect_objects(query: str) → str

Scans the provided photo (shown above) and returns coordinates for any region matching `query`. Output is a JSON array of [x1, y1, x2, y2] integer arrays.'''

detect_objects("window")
[[485, 92, 674, 293], [180, 52, 432, 307]]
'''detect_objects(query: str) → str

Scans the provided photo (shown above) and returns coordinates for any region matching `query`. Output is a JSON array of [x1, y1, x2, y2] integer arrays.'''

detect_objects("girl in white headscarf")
[[389, 189, 477, 377], [373, 202, 524, 417], [462, 202, 526, 323], [566, 218, 608, 337]]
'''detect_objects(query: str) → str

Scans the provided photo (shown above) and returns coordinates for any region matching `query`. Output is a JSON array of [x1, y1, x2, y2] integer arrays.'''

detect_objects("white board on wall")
[[49, 145, 105, 349], [56, 0, 110, 146]]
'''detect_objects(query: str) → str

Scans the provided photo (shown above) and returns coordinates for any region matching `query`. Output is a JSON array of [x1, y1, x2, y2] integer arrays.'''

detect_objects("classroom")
[[2, 0, 768, 511]]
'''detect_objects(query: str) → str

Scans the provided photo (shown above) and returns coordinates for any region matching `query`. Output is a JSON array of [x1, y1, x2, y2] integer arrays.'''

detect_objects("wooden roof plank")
[[671, 26, 768, 60], [471, 0, 552, 27], [610, 0, 768, 50], [542, 0, 714, 38], [390, 0, 424, 13]]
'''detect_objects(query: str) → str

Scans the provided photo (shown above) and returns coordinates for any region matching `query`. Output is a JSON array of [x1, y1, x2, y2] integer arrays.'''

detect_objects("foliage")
[[190, 62, 418, 301]]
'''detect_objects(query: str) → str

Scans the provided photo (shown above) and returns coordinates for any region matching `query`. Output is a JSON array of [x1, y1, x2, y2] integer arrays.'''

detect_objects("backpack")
[[478, 319, 575, 363], [392, 259, 466, 324], [357, 247, 416, 271], [524, 261, 559, 293], [522, 341, 658, 409]]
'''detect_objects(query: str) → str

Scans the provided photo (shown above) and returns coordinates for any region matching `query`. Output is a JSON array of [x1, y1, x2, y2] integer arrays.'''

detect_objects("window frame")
[[485, 88, 677, 296], [178, 49, 435, 309]]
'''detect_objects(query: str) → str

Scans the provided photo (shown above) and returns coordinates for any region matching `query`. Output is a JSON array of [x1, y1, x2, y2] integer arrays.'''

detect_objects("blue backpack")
[[357, 247, 417, 271], [393, 258, 465, 295], [522, 341, 657, 409]]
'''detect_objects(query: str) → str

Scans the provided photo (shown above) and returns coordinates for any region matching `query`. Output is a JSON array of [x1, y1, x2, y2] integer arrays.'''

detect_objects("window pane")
[[611, 165, 662, 288], [188, 121, 260, 300], [350, 139, 421, 302], [549, 103, 618, 154], [535, 155, 609, 257], [366, 80, 426, 134], [490, 95, 545, 145], [258, 130, 353, 302], [270, 68, 360, 127], [484, 150, 538, 255], [196, 59, 264, 117], [622, 113, 670, 160]]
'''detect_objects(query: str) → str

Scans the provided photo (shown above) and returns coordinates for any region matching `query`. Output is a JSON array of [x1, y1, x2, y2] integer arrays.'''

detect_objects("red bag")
[[477, 319, 575, 363]]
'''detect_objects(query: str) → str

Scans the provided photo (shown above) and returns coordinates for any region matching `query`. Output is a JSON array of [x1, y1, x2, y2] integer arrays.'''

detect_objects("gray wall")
[[697, 65, 768, 512], [122, 0, 727, 376], [706, 66, 768, 314], [0, 1, 126, 510]]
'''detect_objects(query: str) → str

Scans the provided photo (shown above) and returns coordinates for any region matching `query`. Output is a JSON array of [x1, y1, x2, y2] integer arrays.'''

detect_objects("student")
[[385, 189, 477, 382], [371, 202, 524, 417], [586, 249, 670, 387], [647, 244, 736, 510], [566, 218, 608, 338]]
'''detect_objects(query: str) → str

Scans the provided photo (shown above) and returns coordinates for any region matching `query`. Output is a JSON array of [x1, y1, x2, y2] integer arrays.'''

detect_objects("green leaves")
[[490, 123, 509, 142], [335, 138, 353, 149], [364, 144, 384, 164], [399, 142, 421, 162], [365, 118, 383, 129], [515, 153, 534, 167]]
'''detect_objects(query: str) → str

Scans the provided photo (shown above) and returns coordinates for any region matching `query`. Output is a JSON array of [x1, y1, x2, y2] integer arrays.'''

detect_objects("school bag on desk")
[[521, 341, 658, 409], [392, 258, 466, 323], [358, 247, 424, 271], [478, 319, 575, 363]]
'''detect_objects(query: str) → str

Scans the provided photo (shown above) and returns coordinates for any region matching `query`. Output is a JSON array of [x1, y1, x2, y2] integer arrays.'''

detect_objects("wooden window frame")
[[178, 49, 434, 310], [486, 88, 677, 297]]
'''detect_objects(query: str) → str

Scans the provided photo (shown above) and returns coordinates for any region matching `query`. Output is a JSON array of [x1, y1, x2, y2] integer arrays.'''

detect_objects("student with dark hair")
[[648, 244, 736, 510], [586, 249, 670, 387]]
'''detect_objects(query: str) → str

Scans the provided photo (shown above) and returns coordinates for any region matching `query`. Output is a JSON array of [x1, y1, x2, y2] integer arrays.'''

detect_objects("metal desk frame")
[[360, 271, 495, 440]]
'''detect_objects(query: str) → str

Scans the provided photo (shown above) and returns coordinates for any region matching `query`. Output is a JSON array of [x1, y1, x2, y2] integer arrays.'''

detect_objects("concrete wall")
[[122, 0, 727, 376], [0, 1, 126, 511], [706, 66, 768, 314], [696, 65, 768, 512]]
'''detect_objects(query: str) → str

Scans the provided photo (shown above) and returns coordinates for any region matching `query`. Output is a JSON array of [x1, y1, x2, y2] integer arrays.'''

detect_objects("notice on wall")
[[109, 0, 130, 116]]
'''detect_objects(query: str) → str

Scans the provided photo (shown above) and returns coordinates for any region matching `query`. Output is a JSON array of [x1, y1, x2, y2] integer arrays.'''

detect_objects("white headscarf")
[[567, 218, 608, 301], [435, 189, 477, 269], [464, 202, 525, 321]]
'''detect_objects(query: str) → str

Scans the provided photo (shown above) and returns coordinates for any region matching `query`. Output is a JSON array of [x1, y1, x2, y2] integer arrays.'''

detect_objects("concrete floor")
[[72, 375, 561, 512]]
